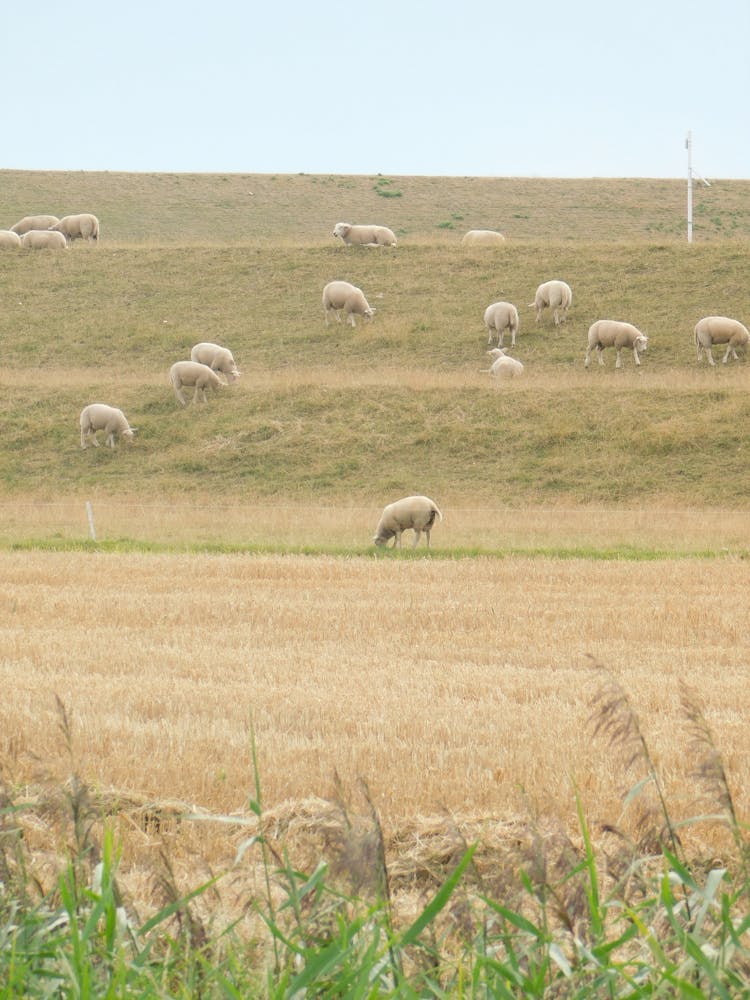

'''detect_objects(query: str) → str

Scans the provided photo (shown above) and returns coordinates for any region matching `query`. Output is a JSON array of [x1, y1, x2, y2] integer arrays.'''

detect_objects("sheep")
[[190, 342, 241, 382], [485, 347, 524, 379], [20, 230, 68, 250], [530, 280, 573, 326], [373, 495, 443, 549], [585, 320, 649, 368], [484, 301, 519, 347], [461, 229, 505, 246], [80, 404, 136, 449], [50, 213, 100, 242], [170, 360, 225, 405], [332, 222, 397, 247], [322, 280, 375, 327], [0, 230, 21, 248], [694, 315, 749, 365], [10, 214, 60, 235]]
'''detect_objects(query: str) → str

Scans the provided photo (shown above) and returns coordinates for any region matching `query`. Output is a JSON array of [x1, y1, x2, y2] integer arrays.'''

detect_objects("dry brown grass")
[[3, 553, 746, 857]]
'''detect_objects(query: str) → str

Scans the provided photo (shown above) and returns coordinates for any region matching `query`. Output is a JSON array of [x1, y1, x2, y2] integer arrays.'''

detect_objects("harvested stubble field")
[[3, 549, 748, 924], [1, 170, 749, 934]]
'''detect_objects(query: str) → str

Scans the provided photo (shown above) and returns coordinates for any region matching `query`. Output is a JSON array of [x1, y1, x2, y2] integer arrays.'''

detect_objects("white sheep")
[[530, 280, 573, 326], [373, 495, 443, 549], [322, 280, 375, 327], [50, 214, 99, 242], [484, 301, 519, 347], [461, 229, 505, 246], [485, 347, 524, 379], [332, 222, 397, 247], [20, 230, 68, 250], [190, 342, 241, 382], [10, 214, 60, 235], [80, 404, 136, 449], [694, 316, 749, 365], [0, 230, 21, 248], [585, 320, 649, 368], [170, 360, 225, 405]]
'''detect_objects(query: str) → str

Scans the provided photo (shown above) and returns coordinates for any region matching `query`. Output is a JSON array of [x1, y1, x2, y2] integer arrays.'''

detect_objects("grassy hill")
[[1, 171, 749, 517]]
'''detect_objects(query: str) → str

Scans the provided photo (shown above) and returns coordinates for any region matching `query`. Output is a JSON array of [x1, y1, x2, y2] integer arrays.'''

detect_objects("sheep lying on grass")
[[50, 213, 99, 242], [484, 301, 519, 347], [373, 496, 443, 549], [10, 214, 60, 235], [80, 404, 136, 449], [190, 342, 241, 382], [485, 348, 524, 379], [333, 222, 397, 247], [694, 316, 749, 365], [322, 281, 375, 327], [530, 280, 572, 326], [0, 230, 21, 248], [462, 229, 505, 246], [170, 361, 225, 405], [20, 230, 68, 250], [585, 320, 648, 368]]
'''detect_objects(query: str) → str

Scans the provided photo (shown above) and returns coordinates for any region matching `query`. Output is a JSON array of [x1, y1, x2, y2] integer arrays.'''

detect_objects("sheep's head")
[[122, 427, 136, 443], [333, 222, 351, 239], [635, 335, 648, 353], [487, 348, 507, 358], [364, 307, 375, 322]]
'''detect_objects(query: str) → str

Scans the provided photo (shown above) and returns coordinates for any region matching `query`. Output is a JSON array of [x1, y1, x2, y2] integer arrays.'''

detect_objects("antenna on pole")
[[686, 130, 711, 244]]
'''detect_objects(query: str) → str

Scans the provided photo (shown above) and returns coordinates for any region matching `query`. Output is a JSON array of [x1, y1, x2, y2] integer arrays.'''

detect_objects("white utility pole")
[[686, 131, 710, 243], [685, 132, 693, 243]]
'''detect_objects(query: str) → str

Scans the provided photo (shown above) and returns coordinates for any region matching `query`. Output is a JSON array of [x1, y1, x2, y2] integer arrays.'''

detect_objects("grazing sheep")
[[461, 229, 505, 246], [0, 230, 21, 248], [10, 214, 60, 235], [50, 213, 99, 242], [20, 230, 68, 250], [373, 495, 443, 549], [694, 315, 749, 365], [170, 360, 225, 405], [322, 280, 375, 327], [585, 320, 649, 368], [485, 348, 524, 379], [80, 404, 136, 449], [530, 280, 573, 326], [190, 342, 241, 382], [484, 301, 519, 347], [333, 222, 397, 247]]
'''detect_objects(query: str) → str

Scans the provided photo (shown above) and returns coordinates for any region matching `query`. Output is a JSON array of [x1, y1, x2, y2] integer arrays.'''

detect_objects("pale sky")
[[5, 0, 749, 179]]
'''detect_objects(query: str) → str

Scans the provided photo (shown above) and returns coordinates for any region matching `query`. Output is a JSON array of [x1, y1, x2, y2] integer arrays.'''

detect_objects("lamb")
[[10, 214, 60, 235], [461, 229, 505, 246], [530, 280, 573, 326], [0, 230, 21, 248], [80, 404, 136, 449], [373, 495, 443, 549], [332, 222, 397, 247], [50, 213, 100, 242], [585, 320, 649, 368], [190, 342, 241, 382], [322, 280, 375, 327], [170, 360, 225, 405], [20, 230, 68, 250], [485, 348, 524, 379], [694, 315, 749, 365], [484, 301, 519, 347]]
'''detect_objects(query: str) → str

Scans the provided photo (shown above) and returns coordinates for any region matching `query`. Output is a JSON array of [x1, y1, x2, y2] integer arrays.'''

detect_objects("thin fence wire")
[[0, 500, 746, 551]]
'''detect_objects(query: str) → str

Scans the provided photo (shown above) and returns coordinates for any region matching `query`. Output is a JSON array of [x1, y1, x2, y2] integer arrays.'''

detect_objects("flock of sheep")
[[0, 212, 100, 249], [322, 226, 750, 381], [8, 208, 748, 550]]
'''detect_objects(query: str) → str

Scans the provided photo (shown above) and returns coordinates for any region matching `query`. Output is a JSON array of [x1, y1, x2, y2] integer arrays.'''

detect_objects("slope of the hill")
[[0, 172, 749, 514]]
